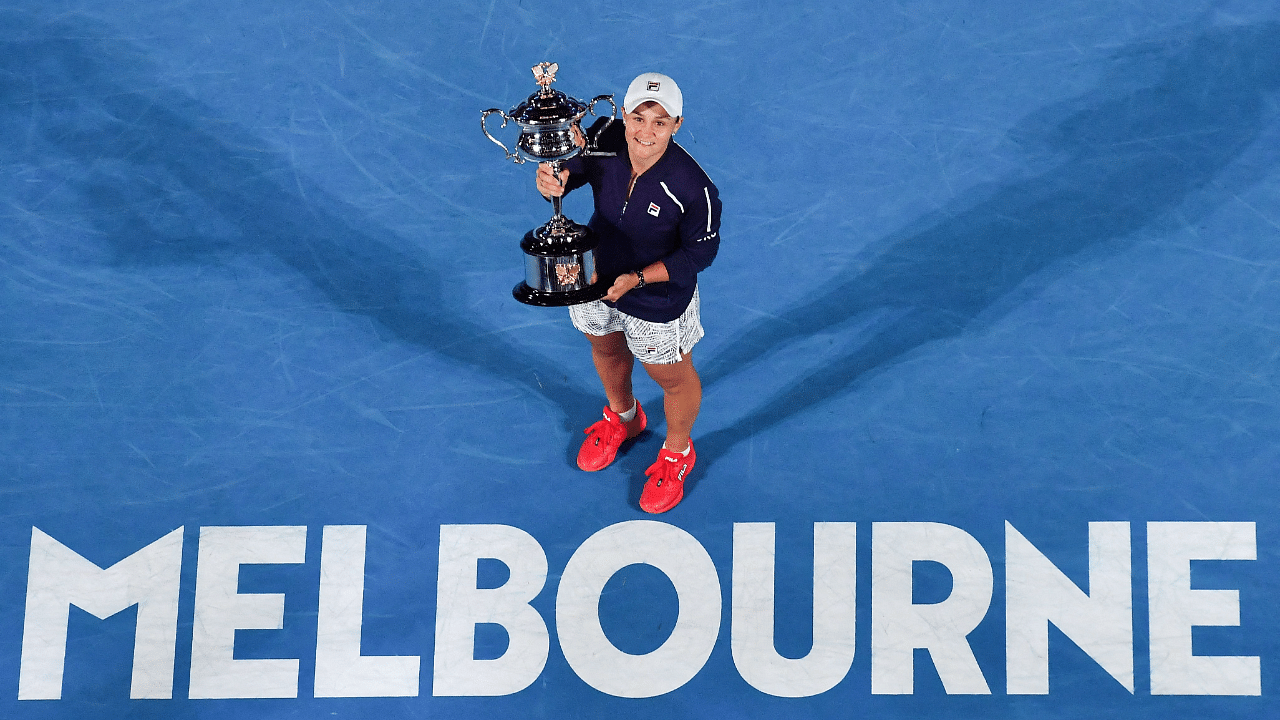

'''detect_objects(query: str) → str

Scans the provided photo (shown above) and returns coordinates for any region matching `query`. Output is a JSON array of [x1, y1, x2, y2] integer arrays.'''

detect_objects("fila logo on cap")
[[647, 81, 661, 91], [648, 202, 661, 216]]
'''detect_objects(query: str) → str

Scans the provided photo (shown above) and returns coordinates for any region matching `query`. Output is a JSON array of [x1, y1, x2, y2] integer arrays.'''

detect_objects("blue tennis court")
[[2, 1, 1278, 718]]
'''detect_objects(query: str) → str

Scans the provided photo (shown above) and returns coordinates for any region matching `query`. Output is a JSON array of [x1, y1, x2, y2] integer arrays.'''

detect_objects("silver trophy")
[[482, 62, 616, 306]]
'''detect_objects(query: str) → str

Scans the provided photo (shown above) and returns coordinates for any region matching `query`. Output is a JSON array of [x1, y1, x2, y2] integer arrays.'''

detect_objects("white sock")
[[616, 400, 637, 423], [664, 441, 691, 456]]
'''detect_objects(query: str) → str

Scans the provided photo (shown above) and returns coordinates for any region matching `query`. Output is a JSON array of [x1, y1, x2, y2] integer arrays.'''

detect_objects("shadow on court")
[[691, 21, 1280, 488], [0, 11, 602, 440]]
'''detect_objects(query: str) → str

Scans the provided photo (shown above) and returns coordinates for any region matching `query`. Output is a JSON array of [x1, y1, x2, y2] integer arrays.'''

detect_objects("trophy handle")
[[580, 94, 617, 157], [481, 108, 524, 164]]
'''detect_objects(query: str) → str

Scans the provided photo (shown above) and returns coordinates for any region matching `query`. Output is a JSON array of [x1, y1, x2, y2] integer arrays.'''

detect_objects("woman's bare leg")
[[642, 352, 701, 452]]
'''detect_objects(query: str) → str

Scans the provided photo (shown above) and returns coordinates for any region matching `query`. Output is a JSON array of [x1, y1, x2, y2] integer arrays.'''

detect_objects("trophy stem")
[[550, 160, 566, 220]]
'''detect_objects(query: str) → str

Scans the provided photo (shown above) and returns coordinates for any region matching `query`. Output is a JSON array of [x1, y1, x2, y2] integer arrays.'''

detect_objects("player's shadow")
[[0, 11, 600, 440], [694, 21, 1280, 485]]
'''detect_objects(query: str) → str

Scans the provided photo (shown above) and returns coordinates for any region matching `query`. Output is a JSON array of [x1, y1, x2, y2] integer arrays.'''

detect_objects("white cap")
[[623, 72, 683, 118]]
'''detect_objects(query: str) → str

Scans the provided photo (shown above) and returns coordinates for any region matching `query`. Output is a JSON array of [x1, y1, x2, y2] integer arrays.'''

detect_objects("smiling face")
[[624, 101, 683, 173]]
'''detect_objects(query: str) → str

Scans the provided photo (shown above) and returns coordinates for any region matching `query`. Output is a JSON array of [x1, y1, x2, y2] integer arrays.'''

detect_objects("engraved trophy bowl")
[[481, 62, 616, 306]]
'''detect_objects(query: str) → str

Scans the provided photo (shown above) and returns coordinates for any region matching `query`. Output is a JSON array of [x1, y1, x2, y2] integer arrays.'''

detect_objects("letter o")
[[556, 521, 721, 697]]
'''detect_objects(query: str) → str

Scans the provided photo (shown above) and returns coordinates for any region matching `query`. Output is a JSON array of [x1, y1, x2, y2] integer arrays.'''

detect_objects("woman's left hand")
[[602, 272, 639, 302]]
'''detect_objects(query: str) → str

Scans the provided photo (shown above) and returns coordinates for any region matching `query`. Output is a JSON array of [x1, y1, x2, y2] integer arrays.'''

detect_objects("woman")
[[536, 72, 722, 513]]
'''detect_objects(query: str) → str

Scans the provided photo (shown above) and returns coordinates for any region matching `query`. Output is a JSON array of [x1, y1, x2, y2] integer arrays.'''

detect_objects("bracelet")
[[635, 269, 646, 288]]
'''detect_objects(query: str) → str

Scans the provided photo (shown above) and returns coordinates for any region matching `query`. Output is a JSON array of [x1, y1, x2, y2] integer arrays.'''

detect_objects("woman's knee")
[[644, 355, 699, 391]]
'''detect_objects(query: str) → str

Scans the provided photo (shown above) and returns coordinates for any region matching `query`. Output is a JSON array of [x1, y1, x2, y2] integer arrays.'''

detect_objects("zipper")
[[620, 171, 640, 222]]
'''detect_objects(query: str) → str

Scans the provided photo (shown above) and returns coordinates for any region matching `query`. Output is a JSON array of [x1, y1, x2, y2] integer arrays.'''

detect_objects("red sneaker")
[[577, 402, 646, 471], [639, 440, 695, 514]]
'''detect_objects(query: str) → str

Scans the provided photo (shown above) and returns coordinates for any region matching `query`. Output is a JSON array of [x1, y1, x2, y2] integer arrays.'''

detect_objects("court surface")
[[2, 1, 1279, 718]]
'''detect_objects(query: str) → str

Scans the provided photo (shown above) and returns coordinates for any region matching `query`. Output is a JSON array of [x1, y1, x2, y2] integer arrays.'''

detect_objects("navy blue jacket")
[[563, 120, 722, 323]]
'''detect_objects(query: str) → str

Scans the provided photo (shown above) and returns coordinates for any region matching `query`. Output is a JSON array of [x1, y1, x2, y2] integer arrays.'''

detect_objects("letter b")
[[432, 525, 549, 696]]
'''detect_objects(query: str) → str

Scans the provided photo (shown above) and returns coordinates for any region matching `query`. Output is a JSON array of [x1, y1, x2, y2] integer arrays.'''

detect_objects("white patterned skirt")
[[569, 286, 703, 365]]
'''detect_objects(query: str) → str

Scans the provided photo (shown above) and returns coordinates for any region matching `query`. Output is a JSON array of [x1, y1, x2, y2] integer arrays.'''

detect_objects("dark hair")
[[630, 100, 680, 119]]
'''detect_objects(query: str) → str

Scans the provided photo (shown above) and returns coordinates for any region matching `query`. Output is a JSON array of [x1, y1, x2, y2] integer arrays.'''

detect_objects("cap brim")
[[623, 95, 680, 117]]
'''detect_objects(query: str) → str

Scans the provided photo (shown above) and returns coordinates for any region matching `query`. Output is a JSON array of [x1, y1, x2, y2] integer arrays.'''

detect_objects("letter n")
[[1005, 522, 1133, 694], [19, 527, 184, 700]]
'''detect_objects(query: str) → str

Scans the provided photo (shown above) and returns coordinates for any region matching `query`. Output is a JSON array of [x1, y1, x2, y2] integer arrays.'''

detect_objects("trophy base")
[[514, 218, 606, 307], [512, 279, 609, 307]]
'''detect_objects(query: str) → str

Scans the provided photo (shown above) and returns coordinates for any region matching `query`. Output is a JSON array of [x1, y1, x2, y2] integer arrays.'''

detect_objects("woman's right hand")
[[536, 163, 570, 199]]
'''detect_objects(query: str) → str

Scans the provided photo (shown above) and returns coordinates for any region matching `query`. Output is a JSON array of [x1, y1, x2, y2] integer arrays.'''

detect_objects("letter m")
[[19, 527, 184, 700]]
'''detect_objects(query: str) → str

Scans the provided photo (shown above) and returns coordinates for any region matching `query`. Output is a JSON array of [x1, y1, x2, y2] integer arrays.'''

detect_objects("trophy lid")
[[508, 62, 588, 126]]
